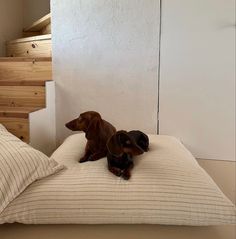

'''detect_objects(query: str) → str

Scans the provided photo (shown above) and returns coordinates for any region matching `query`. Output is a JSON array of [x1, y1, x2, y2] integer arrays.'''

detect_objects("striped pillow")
[[0, 124, 64, 214]]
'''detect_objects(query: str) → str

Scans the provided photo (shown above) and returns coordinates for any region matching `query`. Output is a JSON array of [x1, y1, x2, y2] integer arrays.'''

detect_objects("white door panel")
[[159, 0, 235, 160]]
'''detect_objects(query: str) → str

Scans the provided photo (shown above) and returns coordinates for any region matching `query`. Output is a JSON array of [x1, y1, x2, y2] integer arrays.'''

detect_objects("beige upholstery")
[[0, 159, 235, 239], [0, 124, 64, 214], [1, 133, 235, 225]]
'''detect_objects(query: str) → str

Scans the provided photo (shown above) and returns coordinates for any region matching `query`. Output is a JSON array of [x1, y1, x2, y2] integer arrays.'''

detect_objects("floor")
[[197, 159, 235, 204], [0, 159, 235, 239]]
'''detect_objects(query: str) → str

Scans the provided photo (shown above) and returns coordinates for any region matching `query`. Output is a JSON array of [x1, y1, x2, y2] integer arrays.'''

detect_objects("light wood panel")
[[0, 117, 29, 142], [0, 107, 40, 118], [41, 24, 51, 35], [1, 13, 52, 143], [7, 39, 51, 57], [0, 57, 51, 62], [0, 80, 45, 86], [7, 35, 51, 44], [0, 58, 52, 83], [0, 86, 45, 108]]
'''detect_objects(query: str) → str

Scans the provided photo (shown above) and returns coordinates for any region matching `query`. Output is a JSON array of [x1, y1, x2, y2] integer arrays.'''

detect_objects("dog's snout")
[[65, 120, 76, 131]]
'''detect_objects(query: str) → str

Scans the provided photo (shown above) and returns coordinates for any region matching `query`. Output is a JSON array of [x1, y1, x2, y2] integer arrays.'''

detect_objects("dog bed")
[[0, 133, 235, 225]]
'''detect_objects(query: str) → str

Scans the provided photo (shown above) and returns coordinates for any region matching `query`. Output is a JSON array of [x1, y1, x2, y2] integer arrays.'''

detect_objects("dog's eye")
[[125, 140, 131, 145]]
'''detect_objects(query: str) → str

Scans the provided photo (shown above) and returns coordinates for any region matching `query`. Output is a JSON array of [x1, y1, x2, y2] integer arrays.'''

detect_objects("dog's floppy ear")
[[106, 131, 127, 157], [139, 132, 149, 152], [128, 130, 149, 152], [85, 117, 102, 140]]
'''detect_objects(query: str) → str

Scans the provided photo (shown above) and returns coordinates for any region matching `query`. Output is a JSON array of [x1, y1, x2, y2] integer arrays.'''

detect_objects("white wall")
[[159, 0, 235, 160], [30, 82, 56, 156], [23, 0, 50, 28], [0, 0, 23, 56], [51, 0, 160, 145]]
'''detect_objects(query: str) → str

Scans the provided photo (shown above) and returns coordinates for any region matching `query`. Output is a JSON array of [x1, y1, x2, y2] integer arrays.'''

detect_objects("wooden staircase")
[[7, 14, 51, 58], [0, 14, 53, 147], [0, 57, 52, 143]]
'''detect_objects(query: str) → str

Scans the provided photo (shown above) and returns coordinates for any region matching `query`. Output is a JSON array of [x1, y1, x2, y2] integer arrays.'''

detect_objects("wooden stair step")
[[0, 80, 46, 86], [0, 106, 41, 118], [24, 13, 51, 32], [6, 34, 51, 58], [7, 34, 51, 44], [0, 56, 51, 143], [0, 117, 29, 142], [0, 57, 52, 82], [0, 86, 45, 108], [0, 57, 51, 62]]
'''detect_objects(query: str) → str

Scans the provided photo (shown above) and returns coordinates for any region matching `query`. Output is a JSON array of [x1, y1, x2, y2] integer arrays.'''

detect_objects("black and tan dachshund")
[[106, 130, 149, 180]]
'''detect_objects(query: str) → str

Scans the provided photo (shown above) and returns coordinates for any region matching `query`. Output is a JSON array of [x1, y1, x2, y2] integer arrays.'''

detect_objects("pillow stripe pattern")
[[0, 124, 64, 214], [0, 133, 235, 225]]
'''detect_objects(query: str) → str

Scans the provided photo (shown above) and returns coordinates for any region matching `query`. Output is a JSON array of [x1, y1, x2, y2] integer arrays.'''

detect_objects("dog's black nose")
[[65, 122, 73, 130]]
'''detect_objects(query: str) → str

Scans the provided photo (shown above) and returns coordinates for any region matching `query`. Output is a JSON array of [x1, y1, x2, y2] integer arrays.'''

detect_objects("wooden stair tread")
[[0, 57, 51, 62], [0, 107, 41, 118], [7, 34, 51, 45], [6, 38, 51, 58], [0, 106, 41, 113], [24, 13, 51, 32], [0, 79, 48, 86], [0, 53, 51, 143]]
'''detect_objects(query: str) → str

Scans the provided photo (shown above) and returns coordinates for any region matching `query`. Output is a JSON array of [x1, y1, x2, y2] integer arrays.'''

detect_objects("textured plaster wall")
[[51, 0, 160, 144]]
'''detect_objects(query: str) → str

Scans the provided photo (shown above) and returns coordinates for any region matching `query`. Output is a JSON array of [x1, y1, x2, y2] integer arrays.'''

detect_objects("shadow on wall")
[[23, 0, 50, 28], [0, 0, 23, 56]]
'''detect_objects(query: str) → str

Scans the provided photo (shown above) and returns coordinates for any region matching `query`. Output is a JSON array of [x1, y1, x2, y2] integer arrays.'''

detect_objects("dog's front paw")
[[109, 167, 122, 177], [79, 157, 89, 163], [122, 170, 131, 180]]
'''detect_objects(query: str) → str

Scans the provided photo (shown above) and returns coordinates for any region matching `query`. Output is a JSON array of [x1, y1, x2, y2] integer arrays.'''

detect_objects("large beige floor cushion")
[[0, 133, 235, 225]]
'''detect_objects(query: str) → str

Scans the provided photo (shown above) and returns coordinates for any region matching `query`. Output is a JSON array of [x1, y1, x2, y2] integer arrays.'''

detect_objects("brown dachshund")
[[106, 130, 148, 180], [65, 111, 116, 163]]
